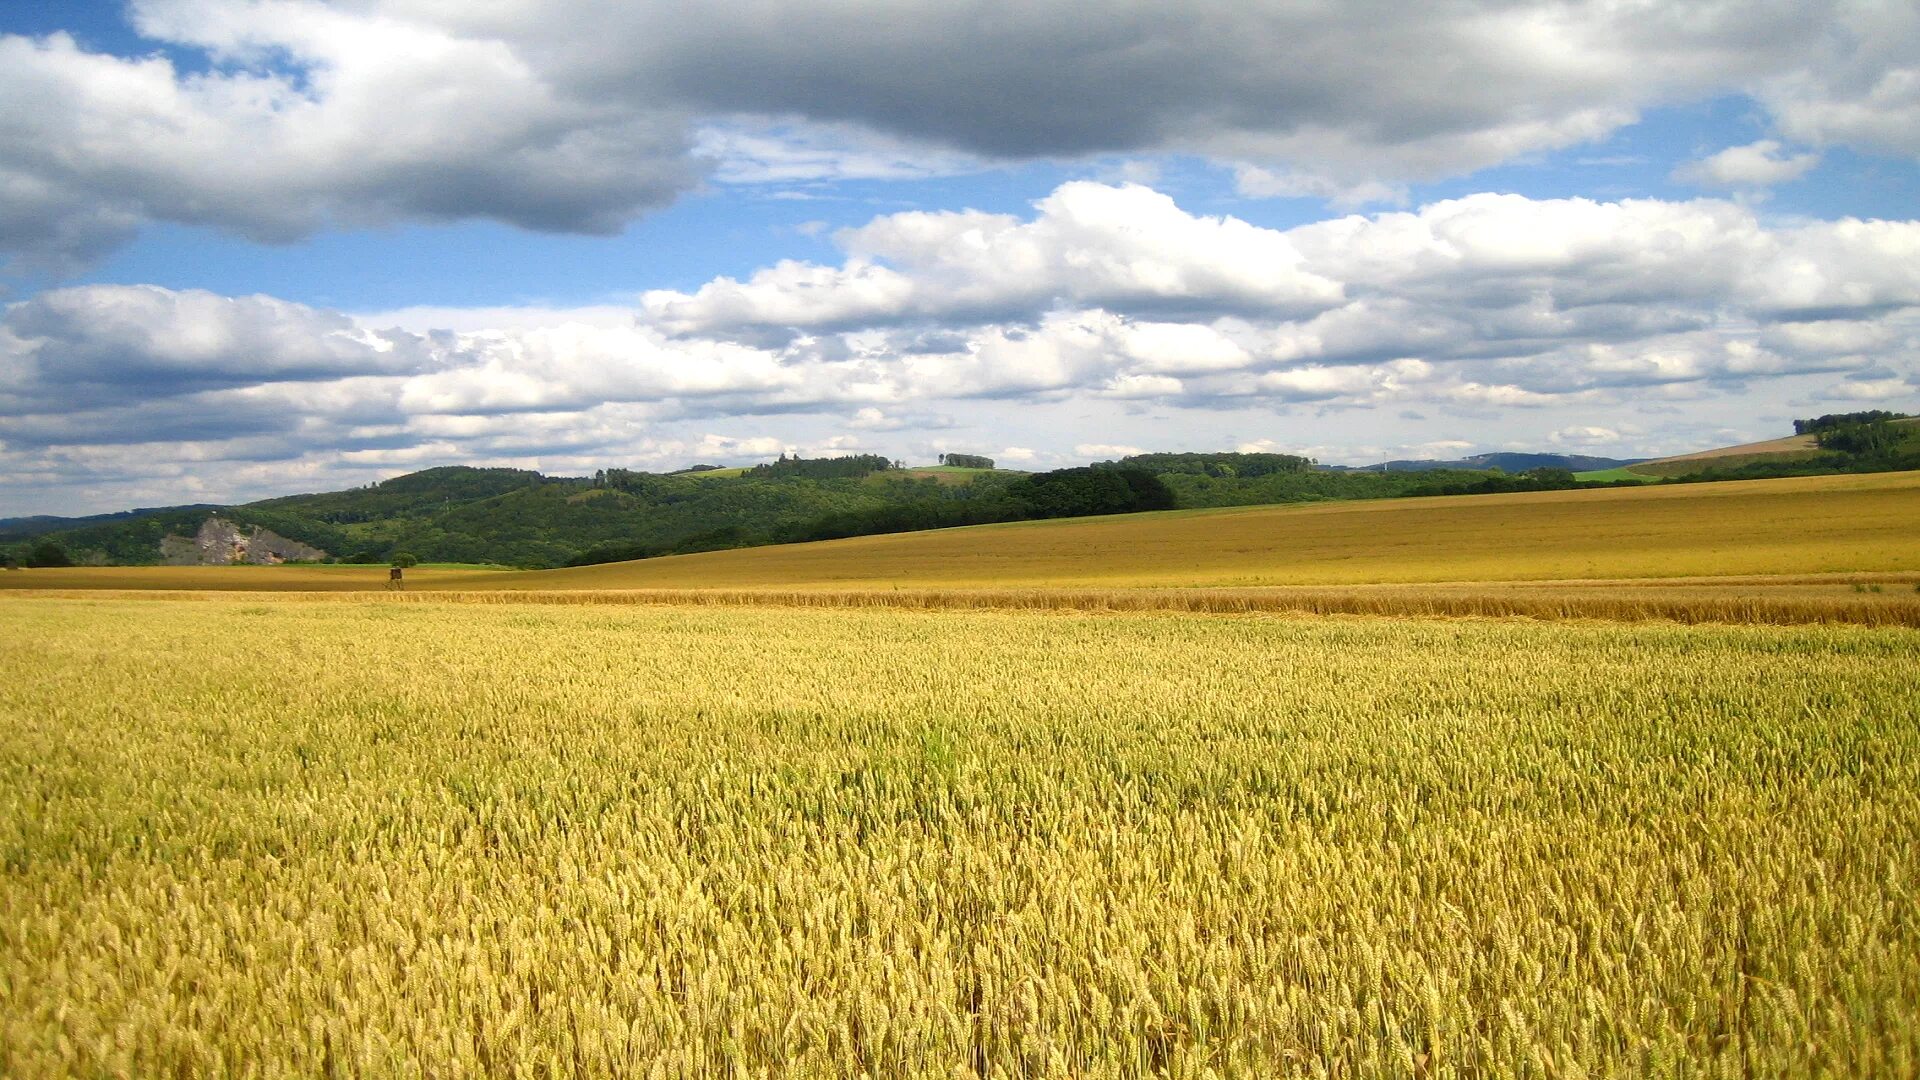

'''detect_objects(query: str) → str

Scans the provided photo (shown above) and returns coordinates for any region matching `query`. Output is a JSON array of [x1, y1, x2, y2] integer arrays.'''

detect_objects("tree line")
[[1792, 411, 1912, 435], [567, 466, 1175, 564]]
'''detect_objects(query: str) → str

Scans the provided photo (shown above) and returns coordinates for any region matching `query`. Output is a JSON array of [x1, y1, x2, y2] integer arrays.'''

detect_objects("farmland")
[[1621, 416, 1920, 478], [3, 597, 1918, 1076], [3, 470, 1917, 1076], [500, 471, 1918, 591], [7, 471, 1918, 597]]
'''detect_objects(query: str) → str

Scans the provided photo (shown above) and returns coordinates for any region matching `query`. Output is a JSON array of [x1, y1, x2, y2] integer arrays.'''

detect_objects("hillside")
[[482, 471, 1920, 590], [7, 460, 1034, 569], [1627, 433, 1828, 476], [0, 504, 219, 541], [1625, 415, 1920, 478], [15, 471, 1912, 596], [1338, 452, 1641, 473], [0, 451, 1597, 569], [12, 415, 1918, 570]]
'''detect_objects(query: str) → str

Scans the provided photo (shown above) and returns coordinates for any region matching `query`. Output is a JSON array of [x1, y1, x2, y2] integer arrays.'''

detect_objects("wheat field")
[[3, 596, 1916, 1077]]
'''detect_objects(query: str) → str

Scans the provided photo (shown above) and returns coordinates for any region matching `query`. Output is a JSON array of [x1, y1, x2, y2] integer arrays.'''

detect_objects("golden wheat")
[[3, 596, 1917, 1077], [10, 575, 1920, 627]]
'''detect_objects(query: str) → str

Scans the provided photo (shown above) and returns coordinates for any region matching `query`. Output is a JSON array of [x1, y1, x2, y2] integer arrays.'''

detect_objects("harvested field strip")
[[11, 574, 1920, 626], [392, 585, 1920, 627]]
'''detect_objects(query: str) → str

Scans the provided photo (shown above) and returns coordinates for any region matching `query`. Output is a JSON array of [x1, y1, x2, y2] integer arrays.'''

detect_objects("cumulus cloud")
[[1549, 425, 1627, 448], [693, 120, 984, 184], [641, 183, 1920, 378], [643, 182, 1345, 336], [846, 406, 955, 432], [4, 183, 1918, 513], [603, 0, 1846, 180], [1674, 140, 1822, 188], [0, 286, 430, 410], [0, 6, 696, 270], [1, 1, 1917, 268], [1756, 3, 1920, 159], [1075, 444, 1146, 460], [1232, 165, 1407, 209]]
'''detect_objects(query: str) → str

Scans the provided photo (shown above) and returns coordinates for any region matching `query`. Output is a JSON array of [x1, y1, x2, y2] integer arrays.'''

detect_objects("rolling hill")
[[4, 461, 1034, 568], [1336, 451, 1642, 473], [12, 413, 1918, 572], [0, 452, 1568, 569], [482, 471, 1920, 590], [1622, 415, 1920, 478], [10, 471, 1915, 595]]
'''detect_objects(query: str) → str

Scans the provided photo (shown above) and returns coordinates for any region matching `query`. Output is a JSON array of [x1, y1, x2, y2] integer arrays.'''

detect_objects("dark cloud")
[[0, 286, 430, 410]]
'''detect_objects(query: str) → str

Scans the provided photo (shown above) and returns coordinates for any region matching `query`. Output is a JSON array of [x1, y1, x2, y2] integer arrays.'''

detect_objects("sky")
[[1, 1, 1917, 516]]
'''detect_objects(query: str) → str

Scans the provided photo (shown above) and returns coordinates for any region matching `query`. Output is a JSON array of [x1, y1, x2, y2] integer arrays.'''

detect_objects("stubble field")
[[3, 596, 1917, 1077]]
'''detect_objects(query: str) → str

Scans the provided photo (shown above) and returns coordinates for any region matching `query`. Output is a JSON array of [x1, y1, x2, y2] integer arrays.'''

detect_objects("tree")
[[1009, 466, 1173, 518], [1816, 420, 1902, 457], [748, 454, 895, 479], [24, 539, 73, 568], [390, 552, 419, 568], [1794, 411, 1910, 435]]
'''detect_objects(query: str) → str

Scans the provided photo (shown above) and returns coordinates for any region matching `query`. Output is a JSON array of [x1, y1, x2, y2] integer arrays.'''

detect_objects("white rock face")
[[159, 517, 328, 565]]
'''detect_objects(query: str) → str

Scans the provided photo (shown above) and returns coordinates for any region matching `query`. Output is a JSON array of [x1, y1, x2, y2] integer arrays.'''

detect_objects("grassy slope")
[[1628, 433, 1826, 477], [483, 470, 1920, 590], [1572, 466, 1660, 483], [12, 471, 1909, 593], [1627, 417, 1920, 477]]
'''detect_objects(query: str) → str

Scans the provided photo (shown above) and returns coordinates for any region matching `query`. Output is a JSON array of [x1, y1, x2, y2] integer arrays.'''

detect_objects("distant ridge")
[[1330, 452, 1644, 474], [12, 419, 1915, 569], [0, 504, 220, 541]]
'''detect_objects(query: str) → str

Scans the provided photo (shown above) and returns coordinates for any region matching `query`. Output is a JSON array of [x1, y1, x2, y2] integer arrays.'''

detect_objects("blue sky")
[[2, 1, 1917, 515]]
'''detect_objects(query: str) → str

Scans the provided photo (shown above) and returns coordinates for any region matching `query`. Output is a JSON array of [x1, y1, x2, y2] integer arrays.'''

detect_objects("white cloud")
[[1, 1, 1916, 268], [693, 119, 984, 183], [1100, 374, 1186, 399], [1549, 424, 1626, 447], [1232, 165, 1406, 209], [0, 14, 694, 269], [1, 285, 429, 409], [5, 182, 1919, 514], [845, 406, 954, 431], [1757, 4, 1920, 159], [644, 182, 1345, 336], [1673, 140, 1821, 188], [1074, 444, 1146, 460], [640, 184, 1920, 386], [1816, 376, 1916, 401], [1235, 439, 1310, 456], [353, 304, 640, 334]]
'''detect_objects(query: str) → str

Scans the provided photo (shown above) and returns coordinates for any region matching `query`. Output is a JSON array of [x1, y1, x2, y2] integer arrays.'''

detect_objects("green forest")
[[8, 414, 1919, 570]]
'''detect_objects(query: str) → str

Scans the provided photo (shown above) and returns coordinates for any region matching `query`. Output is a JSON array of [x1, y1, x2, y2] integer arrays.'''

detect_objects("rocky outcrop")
[[159, 517, 328, 565]]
